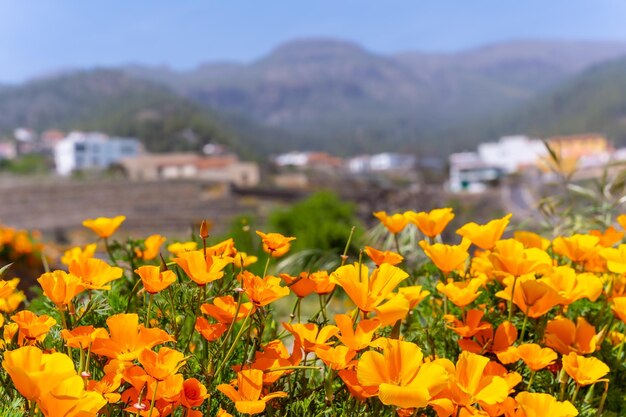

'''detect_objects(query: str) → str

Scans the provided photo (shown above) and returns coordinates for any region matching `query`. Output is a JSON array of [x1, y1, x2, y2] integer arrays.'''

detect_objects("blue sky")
[[2, 0, 626, 83]]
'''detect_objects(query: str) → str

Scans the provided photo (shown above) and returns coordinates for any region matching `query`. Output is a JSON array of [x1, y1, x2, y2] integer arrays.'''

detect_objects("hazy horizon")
[[3, 0, 626, 83]]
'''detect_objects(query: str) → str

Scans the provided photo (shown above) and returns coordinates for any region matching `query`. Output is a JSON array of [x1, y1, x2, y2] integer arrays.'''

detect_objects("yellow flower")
[[489, 239, 552, 277], [515, 392, 578, 417], [562, 352, 609, 386], [552, 234, 599, 263], [255, 231, 296, 257], [456, 213, 512, 250], [436, 277, 485, 308], [167, 241, 198, 256], [60, 243, 97, 266], [405, 208, 454, 238], [513, 230, 550, 250], [419, 238, 471, 274], [37, 270, 85, 309], [135, 234, 166, 260], [599, 244, 626, 273], [373, 211, 410, 234], [82, 215, 126, 238]]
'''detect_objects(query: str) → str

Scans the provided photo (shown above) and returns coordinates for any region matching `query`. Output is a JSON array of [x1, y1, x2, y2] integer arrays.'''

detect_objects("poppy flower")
[[69, 257, 124, 290], [135, 265, 177, 294], [315, 345, 356, 370], [335, 314, 380, 351], [234, 252, 258, 268], [611, 296, 626, 324], [513, 230, 550, 250], [255, 231, 296, 257], [61, 325, 108, 350], [206, 238, 238, 257], [338, 369, 378, 401], [552, 234, 599, 263], [364, 246, 404, 267], [590, 226, 624, 247], [11, 310, 56, 344], [515, 392, 578, 417], [87, 370, 124, 403], [599, 244, 626, 273], [496, 275, 564, 318], [201, 296, 255, 324], [419, 238, 471, 274], [562, 352, 609, 386], [330, 262, 409, 323], [283, 322, 339, 353], [541, 266, 602, 305], [91, 313, 174, 361], [397, 285, 430, 309], [544, 316, 599, 355], [167, 241, 197, 256], [237, 339, 302, 385], [173, 250, 233, 286], [456, 214, 512, 250], [217, 369, 288, 414], [405, 207, 455, 238], [511, 343, 557, 371], [82, 215, 126, 238], [239, 271, 290, 307], [445, 309, 492, 339], [373, 211, 410, 234], [195, 317, 227, 342], [436, 276, 485, 308], [280, 272, 317, 298], [135, 234, 166, 260], [489, 239, 552, 277], [138, 347, 186, 381], [181, 378, 208, 409], [37, 270, 85, 309], [36, 375, 107, 417], [2, 346, 76, 400], [356, 338, 448, 409], [309, 270, 335, 295], [61, 243, 97, 266]]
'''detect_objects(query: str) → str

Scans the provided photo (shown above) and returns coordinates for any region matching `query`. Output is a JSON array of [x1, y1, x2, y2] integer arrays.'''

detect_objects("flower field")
[[1, 208, 626, 417]]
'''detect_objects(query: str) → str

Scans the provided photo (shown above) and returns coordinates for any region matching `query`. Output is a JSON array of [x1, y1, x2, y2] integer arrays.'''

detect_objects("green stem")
[[508, 276, 518, 321], [148, 381, 159, 417], [598, 381, 609, 416], [263, 255, 271, 277], [527, 371, 536, 391], [214, 309, 253, 377], [145, 294, 153, 328], [520, 314, 529, 341], [571, 384, 581, 403]]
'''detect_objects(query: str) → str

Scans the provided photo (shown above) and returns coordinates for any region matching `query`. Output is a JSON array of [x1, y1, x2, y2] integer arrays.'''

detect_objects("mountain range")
[[3, 38, 626, 156]]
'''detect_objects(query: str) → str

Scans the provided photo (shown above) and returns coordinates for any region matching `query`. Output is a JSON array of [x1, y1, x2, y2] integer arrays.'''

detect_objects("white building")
[[347, 153, 416, 174], [54, 132, 141, 176], [477, 135, 547, 174], [448, 152, 503, 193]]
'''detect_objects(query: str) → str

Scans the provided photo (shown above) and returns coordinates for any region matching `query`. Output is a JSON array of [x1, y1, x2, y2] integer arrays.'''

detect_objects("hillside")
[[0, 70, 245, 154], [123, 39, 626, 154], [445, 56, 626, 150]]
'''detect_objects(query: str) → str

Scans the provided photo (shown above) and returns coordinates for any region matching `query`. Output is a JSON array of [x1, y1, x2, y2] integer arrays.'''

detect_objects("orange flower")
[[496, 275, 564, 318], [37, 375, 107, 417], [37, 270, 85, 309], [82, 215, 126, 238], [135, 265, 177, 294], [233, 252, 258, 269], [237, 339, 302, 385], [511, 343, 557, 371], [562, 352, 609, 386], [255, 231, 296, 257], [309, 270, 335, 295], [618, 214, 626, 231], [60, 243, 97, 266], [195, 317, 227, 342], [338, 369, 377, 401], [552, 234, 599, 263], [489, 239, 552, 277], [513, 230, 550, 250], [61, 325, 108, 350], [69, 257, 123, 290], [611, 296, 626, 324], [239, 271, 290, 306], [330, 262, 409, 324], [373, 211, 410, 234], [2, 346, 76, 400], [280, 272, 317, 298], [405, 207, 455, 238], [544, 316, 599, 355], [436, 276, 485, 308], [201, 296, 255, 324], [181, 378, 208, 408], [135, 234, 166, 260], [11, 310, 56, 343], [335, 314, 380, 351], [167, 241, 197, 256], [315, 345, 356, 370], [541, 266, 602, 305], [173, 250, 233, 286], [515, 392, 578, 417], [138, 347, 186, 381], [599, 244, 626, 273], [364, 246, 404, 266], [419, 238, 471, 274], [445, 309, 492, 339], [217, 369, 288, 414], [356, 338, 448, 409], [206, 238, 238, 257], [283, 322, 339, 353], [91, 313, 173, 361], [590, 226, 624, 247], [456, 213, 512, 250], [397, 285, 430, 309]]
